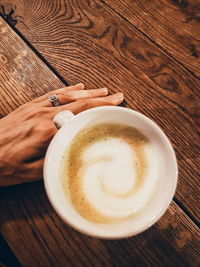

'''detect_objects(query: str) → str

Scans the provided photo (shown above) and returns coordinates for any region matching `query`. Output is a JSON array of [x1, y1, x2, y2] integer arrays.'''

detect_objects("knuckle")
[[34, 107, 46, 117], [47, 122, 57, 135], [61, 93, 69, 102], [17, 102, 32, 111], [20, 105, 46, 118], [33, 107, 52, 119], [63, 91, 74, 101], [34, 119, 55, 136], [34, 119, 49, 132], [63, 91, 71, 98]]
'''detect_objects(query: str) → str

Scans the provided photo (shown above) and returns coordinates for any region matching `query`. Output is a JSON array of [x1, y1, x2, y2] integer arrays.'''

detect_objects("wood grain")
[[0, 17, 65, 117], [103, 0, 200, 78], [0, 3, 199, 266], [0, 182, 199, 266], [1, 0, 199, 221]]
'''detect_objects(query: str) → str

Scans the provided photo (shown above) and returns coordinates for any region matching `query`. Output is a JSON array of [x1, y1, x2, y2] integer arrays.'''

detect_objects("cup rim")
[[44, 106, 178, 239]]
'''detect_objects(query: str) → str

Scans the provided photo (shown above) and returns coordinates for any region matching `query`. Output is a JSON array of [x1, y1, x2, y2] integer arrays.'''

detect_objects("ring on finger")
[[48, 94, 60, 107]]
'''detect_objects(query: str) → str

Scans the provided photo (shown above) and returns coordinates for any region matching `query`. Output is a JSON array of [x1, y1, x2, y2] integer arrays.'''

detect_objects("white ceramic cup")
[[44, 106, 178, 239]]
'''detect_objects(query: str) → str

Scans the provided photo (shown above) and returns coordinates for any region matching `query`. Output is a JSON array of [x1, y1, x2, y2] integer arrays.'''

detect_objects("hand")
[[0, 83, 124, 186]]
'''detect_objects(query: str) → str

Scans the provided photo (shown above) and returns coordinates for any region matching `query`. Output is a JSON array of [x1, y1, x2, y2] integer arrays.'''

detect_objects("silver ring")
[[48, 94, 60, 107]]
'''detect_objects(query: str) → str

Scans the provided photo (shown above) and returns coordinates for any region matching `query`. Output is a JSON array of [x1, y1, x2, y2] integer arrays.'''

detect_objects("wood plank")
[[0, 17, 64, 117], [176, 157, 200, 223], [0, 11, 199, 267], [1, 0, 199, 221], [0, 183, 199, 266], [103, 0, 200, 78]]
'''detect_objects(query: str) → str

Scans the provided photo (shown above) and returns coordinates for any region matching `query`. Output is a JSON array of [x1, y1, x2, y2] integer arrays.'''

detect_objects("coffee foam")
[[61, 123, 160, 223]]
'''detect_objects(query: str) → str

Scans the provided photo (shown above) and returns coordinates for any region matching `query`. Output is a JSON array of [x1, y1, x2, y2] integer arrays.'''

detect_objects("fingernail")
[[77, 83, 84, 87], [111, 93, 124, 104], [114, 92, 124, 99], [101, 88, 108, 93]]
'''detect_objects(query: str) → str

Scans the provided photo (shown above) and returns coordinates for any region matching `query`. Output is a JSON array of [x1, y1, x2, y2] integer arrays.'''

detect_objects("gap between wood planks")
[[0, 15, 199, 228], [174, 196, 200, 228], [0, 14, 69, 87]]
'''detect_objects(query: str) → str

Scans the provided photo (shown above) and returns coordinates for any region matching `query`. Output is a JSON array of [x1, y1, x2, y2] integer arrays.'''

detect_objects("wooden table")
[[0, 1, 199, 266]]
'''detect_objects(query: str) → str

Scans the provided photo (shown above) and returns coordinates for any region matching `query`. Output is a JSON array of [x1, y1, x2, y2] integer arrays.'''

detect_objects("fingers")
[[40, 88, 108, 107], [55, 93, 124, 115], [32, 83, 85, 103]]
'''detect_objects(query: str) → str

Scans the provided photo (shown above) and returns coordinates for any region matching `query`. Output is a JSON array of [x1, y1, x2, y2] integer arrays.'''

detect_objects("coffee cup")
[[44, 106, 178, 239]]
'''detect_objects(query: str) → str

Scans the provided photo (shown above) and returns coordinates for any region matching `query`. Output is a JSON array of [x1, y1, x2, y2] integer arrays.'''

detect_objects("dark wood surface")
[[0, 16, 64, 116], [103, 0, 200, 78], [0, 183, 199, 266], [0, 0, 199, 266], [2, 0, 199, 221]]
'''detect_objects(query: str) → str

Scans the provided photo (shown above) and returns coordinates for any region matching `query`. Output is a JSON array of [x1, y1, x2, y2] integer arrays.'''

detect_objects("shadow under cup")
[[44, 106, 178, 239]]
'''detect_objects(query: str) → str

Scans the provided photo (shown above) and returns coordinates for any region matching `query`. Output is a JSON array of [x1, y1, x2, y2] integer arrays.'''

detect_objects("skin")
[[0, 83, 124, 186]]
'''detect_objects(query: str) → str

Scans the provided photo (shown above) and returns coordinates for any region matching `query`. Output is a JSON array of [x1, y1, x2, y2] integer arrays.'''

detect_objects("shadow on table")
[[0, 182, 192, 266], [0, 181, 50, 223]]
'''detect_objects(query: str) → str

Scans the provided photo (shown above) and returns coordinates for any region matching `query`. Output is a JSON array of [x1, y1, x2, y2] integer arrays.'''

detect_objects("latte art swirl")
[[61, 123, 159, 223]]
